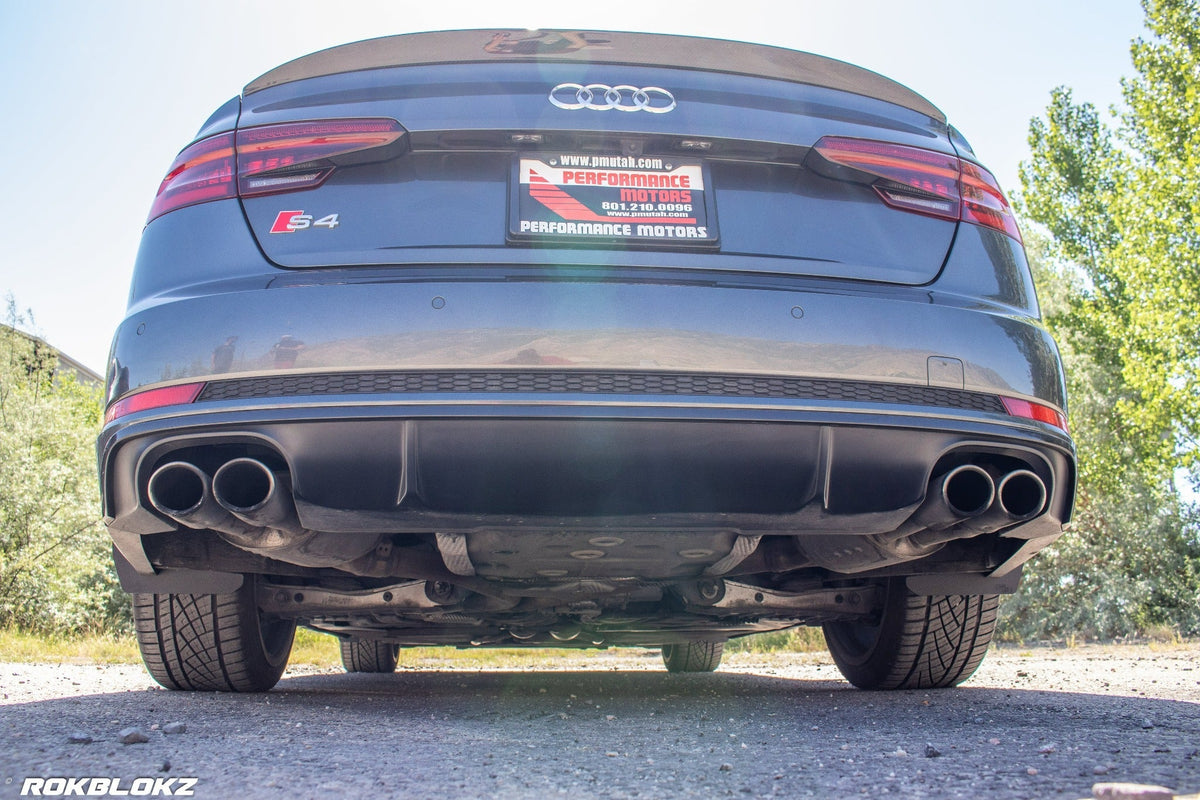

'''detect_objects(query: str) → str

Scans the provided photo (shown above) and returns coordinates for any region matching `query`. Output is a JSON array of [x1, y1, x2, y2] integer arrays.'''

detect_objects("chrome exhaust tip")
[[147, 461, 209, 518], [996, 469, 1047, 521], [939, 464, 996, 519], [212, 457, 299, 532]]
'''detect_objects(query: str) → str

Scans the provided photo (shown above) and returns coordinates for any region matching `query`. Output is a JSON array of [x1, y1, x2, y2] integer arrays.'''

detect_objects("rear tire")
[[662, 641, 724, 673], [132, 578, 295, 692], [822, 578, 997, 690], [339, 639, 400, 673]]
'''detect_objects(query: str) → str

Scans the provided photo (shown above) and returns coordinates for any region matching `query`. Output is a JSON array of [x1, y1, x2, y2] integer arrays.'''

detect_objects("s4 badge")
[[270, 211, 340, 233]]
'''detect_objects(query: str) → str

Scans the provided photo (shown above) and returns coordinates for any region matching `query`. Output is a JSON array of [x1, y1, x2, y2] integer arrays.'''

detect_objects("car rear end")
[[99, 30, 1074, 691]]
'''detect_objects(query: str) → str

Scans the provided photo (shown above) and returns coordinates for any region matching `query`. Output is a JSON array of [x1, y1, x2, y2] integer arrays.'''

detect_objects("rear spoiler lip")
[[243, 28, 945, 123]]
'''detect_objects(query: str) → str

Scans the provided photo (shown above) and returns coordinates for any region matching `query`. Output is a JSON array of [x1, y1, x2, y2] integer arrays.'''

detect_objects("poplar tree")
[[1008, 0, 1200, 638]]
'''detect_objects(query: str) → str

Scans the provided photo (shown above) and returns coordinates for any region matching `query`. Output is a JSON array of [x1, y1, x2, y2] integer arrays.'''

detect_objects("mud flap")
[[905, 565, 1023, 596], [113, 546, 244, 594]]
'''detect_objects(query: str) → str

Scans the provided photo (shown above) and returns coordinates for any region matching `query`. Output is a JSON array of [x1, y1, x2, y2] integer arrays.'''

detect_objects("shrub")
[[0, 302, 127, 634]]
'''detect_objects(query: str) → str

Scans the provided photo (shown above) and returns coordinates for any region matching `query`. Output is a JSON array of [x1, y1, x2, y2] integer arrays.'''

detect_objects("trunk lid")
[[236, 30, 957, 285]]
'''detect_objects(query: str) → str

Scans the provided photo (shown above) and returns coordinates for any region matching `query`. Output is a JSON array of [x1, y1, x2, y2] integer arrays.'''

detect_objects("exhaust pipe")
[[814, 463, 1051, 571], [210, 457, 379, 567], [212, 458, 303, 536], [907, 468, 1049, 548], [207, 457, 315, 561], [996, 469, 1048, 522], [942, 465, 996, 519], [147, 461, 255, 536], [888, 465, 995, 543], [149, 457, 380, 569]]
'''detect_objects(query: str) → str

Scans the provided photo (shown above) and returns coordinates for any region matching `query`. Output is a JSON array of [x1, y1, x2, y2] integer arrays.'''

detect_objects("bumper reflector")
[[104, 383, 205, 425], [1001, 396, 1068, 432]]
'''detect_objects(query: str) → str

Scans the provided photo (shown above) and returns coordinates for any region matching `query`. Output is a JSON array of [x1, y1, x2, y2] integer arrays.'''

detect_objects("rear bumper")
[[106, 268, 1068, 411], [101, 268, 1073, 586], [99, 391, 1074, 579]]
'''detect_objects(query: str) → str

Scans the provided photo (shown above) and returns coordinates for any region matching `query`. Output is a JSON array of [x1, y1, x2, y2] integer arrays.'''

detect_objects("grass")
[[295, 626, 832, 669], [298, 628, 670, 670], [726, 626, 827, 654], [0, 628, 142, 664], [7, 624, 1192, 668], [291, 626, 340, 666], [995, 622, 1192, 649], [0, 626, 662, 669], [0, 626, 366, 667]]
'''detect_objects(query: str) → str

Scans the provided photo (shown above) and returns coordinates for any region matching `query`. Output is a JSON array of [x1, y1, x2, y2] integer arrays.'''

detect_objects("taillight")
[[1001, 396, 1068, 433], [959, 160, 1022, 242], [808, 136, 1021, 243], [104, 382, 205, 425], [147, 134, 236, 222], [147, 119, 404, 223], [237, 118, 404, 196]]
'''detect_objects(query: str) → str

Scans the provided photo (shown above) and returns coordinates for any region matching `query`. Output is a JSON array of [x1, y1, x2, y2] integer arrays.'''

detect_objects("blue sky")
[[0, 0, 1146, 372]]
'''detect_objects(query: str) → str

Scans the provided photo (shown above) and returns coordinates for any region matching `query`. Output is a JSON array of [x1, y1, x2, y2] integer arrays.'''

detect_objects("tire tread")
[[823, 580, 998, 690], [891, 592, 998, 689], [662, 641, 724, 673], [340, 639, 399, 673], [132, 584, 293, 692]]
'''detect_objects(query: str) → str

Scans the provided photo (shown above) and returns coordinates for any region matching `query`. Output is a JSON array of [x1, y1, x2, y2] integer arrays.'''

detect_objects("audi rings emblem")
[[549, 83, 676, 113]]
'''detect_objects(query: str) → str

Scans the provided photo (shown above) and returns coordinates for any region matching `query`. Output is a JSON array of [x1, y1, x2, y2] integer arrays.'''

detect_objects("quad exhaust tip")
[[936, 463, 1048, 528], [212, 457, 277, 514], [147, 461, 209, 518], [996, 469, 1047, 521], [147, 460, 251, 534], [940, 464, 995, 519], [897, 462, 1049, 550], [146, 456, 381, 569], [211, 457, 299, 532], [148, 457, 301, 535]]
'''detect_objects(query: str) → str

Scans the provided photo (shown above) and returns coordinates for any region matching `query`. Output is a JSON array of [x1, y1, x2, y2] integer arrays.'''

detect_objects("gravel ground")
[[1, 643, 1198, 799]]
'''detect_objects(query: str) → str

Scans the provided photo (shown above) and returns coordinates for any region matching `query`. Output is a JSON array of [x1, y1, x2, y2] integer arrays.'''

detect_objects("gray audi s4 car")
[[98, 29, 1074, 692]]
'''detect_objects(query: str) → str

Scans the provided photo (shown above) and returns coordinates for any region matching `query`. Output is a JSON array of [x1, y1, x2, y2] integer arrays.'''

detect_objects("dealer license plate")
[[509, 154, 718, 246]]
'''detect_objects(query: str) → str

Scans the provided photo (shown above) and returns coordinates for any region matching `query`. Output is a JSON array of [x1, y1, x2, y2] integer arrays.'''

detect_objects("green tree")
[[0, 298, 126, 633], [1022, 0, 1200, 481], [1008, 0, 1200, 639], [999, 238, 1200, 639]]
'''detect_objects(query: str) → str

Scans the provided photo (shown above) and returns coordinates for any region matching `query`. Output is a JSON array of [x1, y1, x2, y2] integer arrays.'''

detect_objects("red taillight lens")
[[959, 160, 1022, 242], [147, 134, 235, 222], [237, 118, 404, 196], [104, 382, 205, 425], [811, 136, 960, 220], [1001, 396, 1068, 432], [147, 119, 404, 223], [809, 136, 1021, 242]]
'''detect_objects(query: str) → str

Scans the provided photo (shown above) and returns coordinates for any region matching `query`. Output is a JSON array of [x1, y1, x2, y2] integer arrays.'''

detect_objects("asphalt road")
[[2, 644, 1198, 799]]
